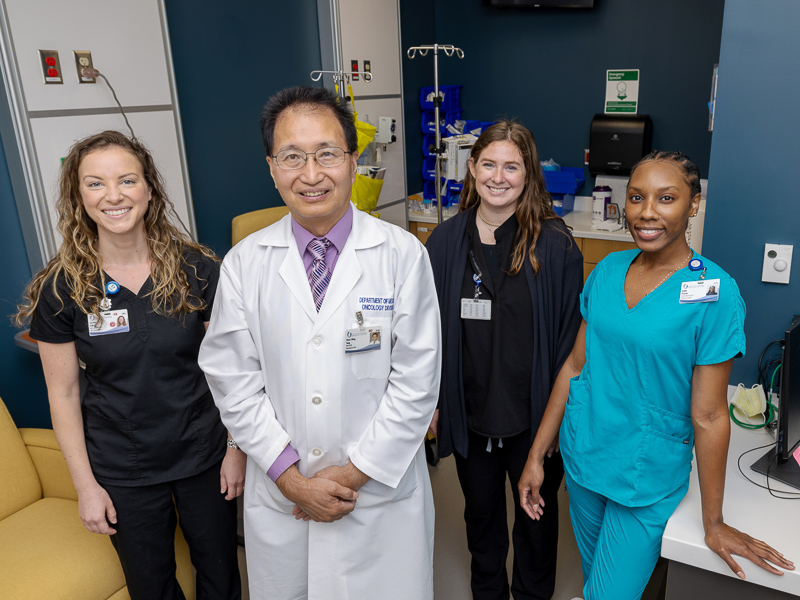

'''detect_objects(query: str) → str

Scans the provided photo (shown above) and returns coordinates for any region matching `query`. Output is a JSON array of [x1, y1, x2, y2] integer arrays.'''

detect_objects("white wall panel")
[[4, 0, 171, 112], [30, 111, 190, 246], [0, 0, 192, 269], [338, 0, 402, 98]]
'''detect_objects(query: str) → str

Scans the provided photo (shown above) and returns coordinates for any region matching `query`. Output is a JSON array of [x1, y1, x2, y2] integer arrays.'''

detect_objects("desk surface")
[[662, 387, 800, 596], [409, 197, 637, 243]]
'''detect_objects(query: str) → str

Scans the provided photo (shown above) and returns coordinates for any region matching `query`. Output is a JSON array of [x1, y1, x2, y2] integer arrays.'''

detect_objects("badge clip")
[[100, 280, 120, 310]]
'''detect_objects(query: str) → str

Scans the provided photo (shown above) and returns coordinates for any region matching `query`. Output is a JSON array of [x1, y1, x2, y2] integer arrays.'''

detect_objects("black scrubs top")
[[461, 211, 534, 437], [30, 251, 225, 487]]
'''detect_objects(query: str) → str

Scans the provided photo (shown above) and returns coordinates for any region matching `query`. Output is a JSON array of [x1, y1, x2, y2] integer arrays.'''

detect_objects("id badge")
[[679, 278, 720, 304], [461, 298, 491, 320], [88, 309, 130, 336], [345, 326, 382, 354]]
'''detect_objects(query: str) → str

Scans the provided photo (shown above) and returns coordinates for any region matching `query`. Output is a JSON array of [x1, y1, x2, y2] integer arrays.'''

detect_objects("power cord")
[[737, 442, 800, 500], [82, 68, 136, 139]]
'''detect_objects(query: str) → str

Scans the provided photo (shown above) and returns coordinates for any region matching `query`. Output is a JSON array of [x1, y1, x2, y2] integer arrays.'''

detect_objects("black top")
[[30, 251, 226, 487], [425, 206, 584, 459], [461, 211, 533, 437]]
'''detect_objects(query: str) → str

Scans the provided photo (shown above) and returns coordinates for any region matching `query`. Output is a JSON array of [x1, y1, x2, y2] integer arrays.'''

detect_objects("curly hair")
[[458, 120, 565, 274], [14, 130, 217, 327]]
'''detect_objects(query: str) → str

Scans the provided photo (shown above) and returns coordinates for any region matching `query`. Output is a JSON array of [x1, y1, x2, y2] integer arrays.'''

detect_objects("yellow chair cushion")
[[20, 428, 78, 501], [231, 205, 290, 246], [0, 403, 41, 520], [0, 498, 126, 600]]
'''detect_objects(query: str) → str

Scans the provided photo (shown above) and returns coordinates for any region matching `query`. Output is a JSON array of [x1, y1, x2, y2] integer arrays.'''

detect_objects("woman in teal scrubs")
[[518, 151, 794, 599]]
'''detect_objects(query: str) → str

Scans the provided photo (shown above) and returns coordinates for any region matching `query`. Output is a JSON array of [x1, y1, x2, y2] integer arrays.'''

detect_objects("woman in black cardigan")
[[426, 121, 583, 600]]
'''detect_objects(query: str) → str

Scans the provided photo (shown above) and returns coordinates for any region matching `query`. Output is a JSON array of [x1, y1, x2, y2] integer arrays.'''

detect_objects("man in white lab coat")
[[199, 86, 441, 600]]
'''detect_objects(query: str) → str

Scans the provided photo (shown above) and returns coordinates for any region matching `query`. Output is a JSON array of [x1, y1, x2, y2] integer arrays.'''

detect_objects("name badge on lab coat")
[[461, 298, 491, 320], [679, 279, 720, 304], [345, 326, 382, 353], [88, 309, 130, 336]]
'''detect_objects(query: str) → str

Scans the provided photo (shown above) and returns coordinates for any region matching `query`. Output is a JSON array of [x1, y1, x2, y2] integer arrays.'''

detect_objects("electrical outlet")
[[73, 51, 96, 83], [38, 49, 63, 84], [351, 59, 359, 80], [364, 60, 371, 81], [762, 243, 793, 284]]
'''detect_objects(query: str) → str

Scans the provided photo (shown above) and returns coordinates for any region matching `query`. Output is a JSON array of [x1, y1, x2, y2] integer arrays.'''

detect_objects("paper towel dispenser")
[[589, 114, 653, 177]]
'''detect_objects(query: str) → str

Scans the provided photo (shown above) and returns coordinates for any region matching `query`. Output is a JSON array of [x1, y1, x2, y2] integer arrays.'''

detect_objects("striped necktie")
[[307, 238, 332, 312]]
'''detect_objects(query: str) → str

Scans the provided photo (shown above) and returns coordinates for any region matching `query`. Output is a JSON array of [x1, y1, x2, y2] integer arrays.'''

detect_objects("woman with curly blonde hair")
[[16, 130, 243, 600]]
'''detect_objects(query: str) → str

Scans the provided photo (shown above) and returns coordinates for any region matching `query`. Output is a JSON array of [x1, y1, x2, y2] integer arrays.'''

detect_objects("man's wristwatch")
[[226, 438, 239, 450]]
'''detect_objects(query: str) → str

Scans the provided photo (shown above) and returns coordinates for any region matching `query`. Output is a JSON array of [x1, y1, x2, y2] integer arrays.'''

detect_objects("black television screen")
[[483, 0, 594, 7]]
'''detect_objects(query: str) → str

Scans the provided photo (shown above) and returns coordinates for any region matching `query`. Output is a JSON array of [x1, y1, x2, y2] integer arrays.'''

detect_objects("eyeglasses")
[[272, 147, 352, 170]]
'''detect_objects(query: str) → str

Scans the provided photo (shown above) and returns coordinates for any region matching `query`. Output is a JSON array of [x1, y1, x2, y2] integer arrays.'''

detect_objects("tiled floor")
[[236, 455, 585, 599]]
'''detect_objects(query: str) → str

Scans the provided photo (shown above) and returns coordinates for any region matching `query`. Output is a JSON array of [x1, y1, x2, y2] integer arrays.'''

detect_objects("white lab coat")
[[199, 206, 441, 600]]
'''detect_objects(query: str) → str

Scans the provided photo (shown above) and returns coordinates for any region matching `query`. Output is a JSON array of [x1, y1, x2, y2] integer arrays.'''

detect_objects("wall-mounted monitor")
[[483, 0, 594, 7], [751, 316, 800, 489]]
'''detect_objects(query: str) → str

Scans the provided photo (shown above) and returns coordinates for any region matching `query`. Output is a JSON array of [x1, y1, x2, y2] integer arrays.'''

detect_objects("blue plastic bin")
[[421, 110, 464, 134], [543, 167, 586, 216], [422, 134, 437, 158], [447, 181, 464, 206], [462, 120, 482, 136], [422, 158, 436, 180], [420, 85, 462, 111]]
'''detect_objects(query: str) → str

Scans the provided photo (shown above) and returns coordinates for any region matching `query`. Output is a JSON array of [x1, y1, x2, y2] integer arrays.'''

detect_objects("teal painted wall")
[[401, 0, 724, 195], [703, 0, 800, 384], [164, 0, 322, 257], [0, 131, 50, 428]]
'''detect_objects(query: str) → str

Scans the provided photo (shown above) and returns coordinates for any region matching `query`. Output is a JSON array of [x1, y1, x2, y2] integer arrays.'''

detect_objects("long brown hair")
[[15, 130, 217, 326], [459, 120, 564, 274]]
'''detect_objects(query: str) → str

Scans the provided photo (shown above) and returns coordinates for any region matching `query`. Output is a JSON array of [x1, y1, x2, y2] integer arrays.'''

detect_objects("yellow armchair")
[[0, 399, 195, 600], [231, 205, 290, 246]]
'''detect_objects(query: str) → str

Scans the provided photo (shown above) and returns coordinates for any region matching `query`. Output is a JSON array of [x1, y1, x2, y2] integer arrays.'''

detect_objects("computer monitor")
[[751, 317, 800, 489]]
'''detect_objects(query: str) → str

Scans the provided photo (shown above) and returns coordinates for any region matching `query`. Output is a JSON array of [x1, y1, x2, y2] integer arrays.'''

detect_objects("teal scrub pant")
[[565, 471, 689, 600]]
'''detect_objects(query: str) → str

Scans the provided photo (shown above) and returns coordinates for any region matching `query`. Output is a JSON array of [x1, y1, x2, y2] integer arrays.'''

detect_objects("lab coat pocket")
[[349, 317, 392, 380], [255, 470, 296, 514], [83, 409, 140, 481]]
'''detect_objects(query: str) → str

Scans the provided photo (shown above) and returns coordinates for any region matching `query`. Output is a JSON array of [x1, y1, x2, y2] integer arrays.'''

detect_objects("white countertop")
[[408, 196, 636, 243], [662, 386, 800, 596]]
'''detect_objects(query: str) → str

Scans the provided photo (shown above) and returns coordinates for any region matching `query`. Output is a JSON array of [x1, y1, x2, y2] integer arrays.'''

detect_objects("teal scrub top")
[[560, 250, 746, 507]]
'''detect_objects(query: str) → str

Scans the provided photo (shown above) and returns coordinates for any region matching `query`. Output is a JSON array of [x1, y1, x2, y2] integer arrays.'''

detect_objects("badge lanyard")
[[469, 251, 483, 300], [460, 251, 492, 321]]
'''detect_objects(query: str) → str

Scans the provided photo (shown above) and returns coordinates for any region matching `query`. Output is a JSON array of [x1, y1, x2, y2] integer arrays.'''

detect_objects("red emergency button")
[[45, 56, 56, 66]]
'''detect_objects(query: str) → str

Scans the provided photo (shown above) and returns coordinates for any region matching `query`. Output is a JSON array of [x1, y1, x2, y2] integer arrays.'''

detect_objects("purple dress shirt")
[[266, 204, 354, 482]]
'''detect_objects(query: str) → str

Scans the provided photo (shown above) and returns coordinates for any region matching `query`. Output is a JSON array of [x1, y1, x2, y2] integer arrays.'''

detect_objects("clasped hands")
[[275, 462, 369, 523]]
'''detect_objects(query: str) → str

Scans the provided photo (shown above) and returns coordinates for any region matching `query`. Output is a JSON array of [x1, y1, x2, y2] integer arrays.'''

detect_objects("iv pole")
[[407, 44, 464, 224]]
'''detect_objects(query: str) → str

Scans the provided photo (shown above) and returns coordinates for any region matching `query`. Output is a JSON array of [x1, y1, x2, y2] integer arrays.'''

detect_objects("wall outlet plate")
[[38, 49, 63, 84], [73, 51, 95, 83], [762, 243, 793, 284]]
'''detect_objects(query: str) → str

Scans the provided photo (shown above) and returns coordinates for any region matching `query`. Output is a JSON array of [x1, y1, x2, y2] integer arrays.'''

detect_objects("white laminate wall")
[[0, 0, 193, 268], [322, 0, 408, 228]]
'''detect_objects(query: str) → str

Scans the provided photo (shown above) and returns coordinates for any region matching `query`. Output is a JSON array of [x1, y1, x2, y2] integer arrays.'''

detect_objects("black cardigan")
[[425, 206, 584, 459]]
